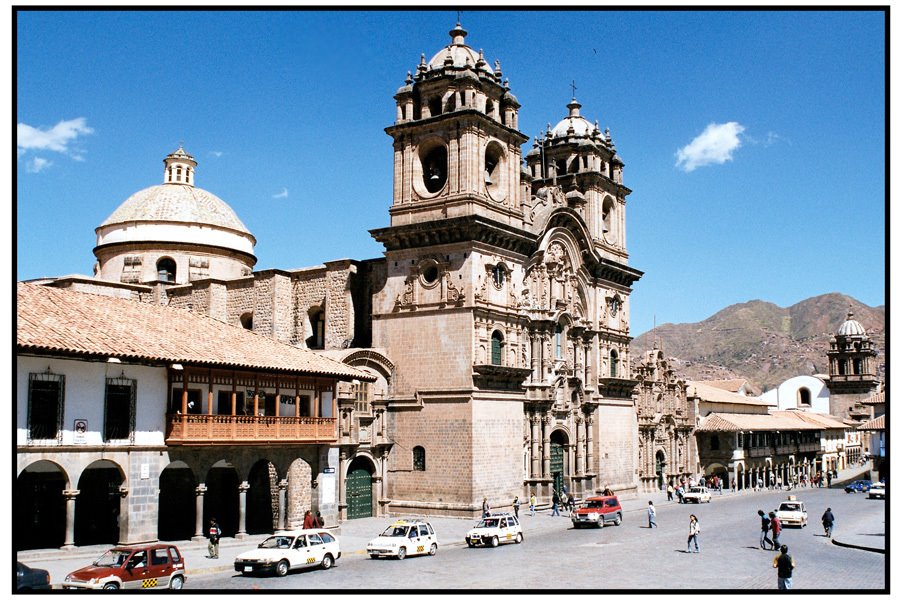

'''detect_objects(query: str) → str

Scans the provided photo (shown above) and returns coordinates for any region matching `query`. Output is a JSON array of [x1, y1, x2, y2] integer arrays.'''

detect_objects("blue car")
[[845, 480, 872, 493]]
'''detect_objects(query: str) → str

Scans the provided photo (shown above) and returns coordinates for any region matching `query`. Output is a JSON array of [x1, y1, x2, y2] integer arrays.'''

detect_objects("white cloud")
[[26, 157, 52, 173], [675, 122, 745, 172], [209, 151, 224, 158], [17, 117, 94, 155], [272, 187, 289, 199]]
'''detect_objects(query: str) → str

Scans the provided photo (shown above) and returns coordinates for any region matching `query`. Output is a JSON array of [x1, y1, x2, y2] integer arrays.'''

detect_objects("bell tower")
[[384, 22, 529, 227], [825, 306, 879, 420]]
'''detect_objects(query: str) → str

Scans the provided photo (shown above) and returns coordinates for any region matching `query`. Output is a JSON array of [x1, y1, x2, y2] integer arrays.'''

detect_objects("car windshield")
[[381, 525, 411, 537], [586, 500, 604, 508], [779, 503, 801, 511], [476, 518, 500, 528], [689, 488, 704, 493], [93, 549, 132, 567], [258, 535, 294, 549]]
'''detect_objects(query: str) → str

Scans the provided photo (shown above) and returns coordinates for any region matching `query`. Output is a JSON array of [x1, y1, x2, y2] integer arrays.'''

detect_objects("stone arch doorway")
[[655, 450, 666, 490], [246, 460, 278, 535], [346, 457, 374, 520], [204, 461, 239, 538], [17, 460, 68, 550], [75, 460, 125, 547], [550, 429, 569, 496], [158, 461, 196, 541]]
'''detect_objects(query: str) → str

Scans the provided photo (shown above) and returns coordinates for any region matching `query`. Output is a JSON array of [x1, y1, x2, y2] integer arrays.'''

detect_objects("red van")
[[63, 544, 186, 590], [571, 495, 623, 528]]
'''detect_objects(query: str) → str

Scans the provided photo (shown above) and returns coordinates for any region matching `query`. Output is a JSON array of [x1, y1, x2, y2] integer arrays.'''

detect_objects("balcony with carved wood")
[[165, 414, 337, 445]]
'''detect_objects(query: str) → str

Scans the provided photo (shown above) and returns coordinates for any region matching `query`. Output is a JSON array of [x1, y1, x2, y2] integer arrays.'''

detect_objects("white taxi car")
[[683, 486, 712, 503], [774, 496, 807, 527], [465, 513, 523, 548], [868, 482, 885, 499], [234, 529, 340, 576], [367, 520, 438, 559]]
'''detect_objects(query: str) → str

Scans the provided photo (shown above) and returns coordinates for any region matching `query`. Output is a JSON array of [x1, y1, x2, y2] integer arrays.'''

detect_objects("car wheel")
[[613, 513, 622, 526], [397, 547, 407, 560], [103, 582, 119, 590], [429, 543, 437, 556], [321, 554, 333, 570], [466, 539, 474, 548], [490, 536, 499, 548], [369, 554, 379, 559], [275, 560, 289, 577], [515, 532, 523, 544], [169, 575, 184, 590]]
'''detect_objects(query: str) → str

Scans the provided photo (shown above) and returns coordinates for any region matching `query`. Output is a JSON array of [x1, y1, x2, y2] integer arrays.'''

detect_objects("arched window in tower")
[[555, 324, 563, 359], [484, 143, 504, 192], [601, 196, 615, 236], [156, 258, 176, 283], [420, 145, 448, 194], [428, 97, 441, 118], [239, 312, 253, 330], [798, 387, 811, 407], [444, 92, 457, 113], [853, 359, 863, 375], [413, 446, 426, 471], [610, 349, 619, 377], [307, 308, 325, 349], [555, 159, 567, 176], [485, 98, 495, 119], [176, 166, 182, 182], [167, 166, 173, 182], [837, 360, 847, 375], [491, 331, 504, 366]]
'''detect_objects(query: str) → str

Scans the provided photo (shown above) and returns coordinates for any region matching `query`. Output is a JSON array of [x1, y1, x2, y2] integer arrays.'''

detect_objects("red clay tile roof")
[[857, 414, 885, 431], [771, 410, 849, 429], [697, 412, 824, 432], [17, 282, 374, 381]]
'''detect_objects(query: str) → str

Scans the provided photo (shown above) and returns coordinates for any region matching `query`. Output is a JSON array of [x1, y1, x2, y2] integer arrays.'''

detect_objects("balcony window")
[[28, 372, 64, 442], [491, 331, 503, 366], [353, 381, 371, 414]]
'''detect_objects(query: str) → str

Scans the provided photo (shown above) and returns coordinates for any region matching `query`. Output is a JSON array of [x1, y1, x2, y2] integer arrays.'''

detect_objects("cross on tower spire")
[[570, 80, 577, 99]]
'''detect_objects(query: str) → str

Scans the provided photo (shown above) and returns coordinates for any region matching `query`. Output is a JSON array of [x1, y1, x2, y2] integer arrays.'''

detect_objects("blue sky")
[[15, 9, 886, 337]]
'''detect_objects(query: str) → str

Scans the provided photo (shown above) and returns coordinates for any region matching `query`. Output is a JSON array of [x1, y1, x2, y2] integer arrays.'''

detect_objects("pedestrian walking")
[[667, 483, 674, 502], [826, 471, 833, 487], [648, 501, 657, 528], [315, 511, 324, 528], [561, 491, 569, 516], [773, 544, 796, 589], [207, 518, 221, 559], [731, 478, 736, 493], [687, 514, 700, 553], [822, 507, 835, 538], [551, 491, 561, 517], [512, 495, 521, 519], [567, 493, 576, 516], [717, 478, 724, 495], [482, 497, 490, 517], [770, 511, 782, 549], [529, 493, 537, 516], [758, 509, 774, 550]]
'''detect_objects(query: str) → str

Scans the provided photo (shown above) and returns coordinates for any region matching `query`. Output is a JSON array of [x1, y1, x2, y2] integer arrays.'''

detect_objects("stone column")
[[542, 415, 551, 479], [530, 334, 540, 382], [237, 482, 249, 539], [277, 480, 288, 531], [530, 414, 540, 478], [192, 484, 207, 542], [575, 415, 585, 476], [338, 451, 348, 521], [586, 415, 595, 476], [62, 489, 79, 549]]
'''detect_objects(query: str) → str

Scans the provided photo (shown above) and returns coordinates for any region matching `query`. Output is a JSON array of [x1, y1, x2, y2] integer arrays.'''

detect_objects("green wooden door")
[[551, 441, 564, 496], [346, 467, 372, 519]]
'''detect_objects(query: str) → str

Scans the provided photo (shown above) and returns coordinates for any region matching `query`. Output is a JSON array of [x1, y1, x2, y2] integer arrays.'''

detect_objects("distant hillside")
[[630, 293, 885, 393]]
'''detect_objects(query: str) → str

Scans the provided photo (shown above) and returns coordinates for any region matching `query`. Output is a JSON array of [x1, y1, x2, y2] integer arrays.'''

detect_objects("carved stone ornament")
[[444, 272, 462, 302], [396, 276, 416, 308]]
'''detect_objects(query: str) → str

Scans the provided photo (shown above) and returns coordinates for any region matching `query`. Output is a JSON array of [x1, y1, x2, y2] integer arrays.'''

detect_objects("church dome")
[[551, 98, 594, 138], [837, 309, 866, 336], [426, 22, 494, 74]]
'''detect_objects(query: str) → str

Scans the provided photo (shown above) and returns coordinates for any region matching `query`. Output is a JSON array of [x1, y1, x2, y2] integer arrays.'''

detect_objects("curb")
[[830, 538, 885, 554]]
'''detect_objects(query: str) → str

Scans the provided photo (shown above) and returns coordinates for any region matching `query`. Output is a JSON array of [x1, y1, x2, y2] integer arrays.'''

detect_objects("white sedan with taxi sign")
[[234, 529, 340, 576], [367, 520, 438, 559]]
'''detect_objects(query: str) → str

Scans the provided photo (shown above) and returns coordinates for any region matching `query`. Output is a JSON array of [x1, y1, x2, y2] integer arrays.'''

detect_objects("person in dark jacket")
[[773, 544, 796, 589], [758, 509, 773, 550], [822, 507, 835, 538]]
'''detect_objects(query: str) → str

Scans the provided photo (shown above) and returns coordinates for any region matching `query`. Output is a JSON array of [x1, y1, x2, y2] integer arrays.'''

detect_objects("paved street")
[[177, 487, 884, 590]]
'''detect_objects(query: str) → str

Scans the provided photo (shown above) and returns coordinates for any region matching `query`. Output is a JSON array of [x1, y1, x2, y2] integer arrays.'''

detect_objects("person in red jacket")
[[769, 511, 782, 550], [303, 510, 316, 529]]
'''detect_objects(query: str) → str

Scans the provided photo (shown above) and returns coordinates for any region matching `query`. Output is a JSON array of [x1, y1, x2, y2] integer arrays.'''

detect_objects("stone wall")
[[593, 401, 638, 495]]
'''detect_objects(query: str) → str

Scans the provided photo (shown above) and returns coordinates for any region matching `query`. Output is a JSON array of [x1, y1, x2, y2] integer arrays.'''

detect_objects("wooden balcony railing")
[[165, 414, 337, 445]]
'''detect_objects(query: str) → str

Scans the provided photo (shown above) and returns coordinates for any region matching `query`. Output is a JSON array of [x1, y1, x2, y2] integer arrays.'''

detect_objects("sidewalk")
[[17, 484, 882, 588]]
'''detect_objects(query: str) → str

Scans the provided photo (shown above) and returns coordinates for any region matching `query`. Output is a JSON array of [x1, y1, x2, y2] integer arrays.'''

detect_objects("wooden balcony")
[[165, 414, 337, 445]]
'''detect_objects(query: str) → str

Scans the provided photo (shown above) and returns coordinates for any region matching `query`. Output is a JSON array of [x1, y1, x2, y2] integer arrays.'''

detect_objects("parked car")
[[867, 481, 885, 499], [774, 496, 808, 527], [571, 495, 623, 528], [367, 519, 438, 559], [234, 529, 340, 576], [683, 486, 712, 504], [63, 544, 186, 590], [465, 513, 523, 547], [16, 562, 51, 591], [845, 479, 873, 493]]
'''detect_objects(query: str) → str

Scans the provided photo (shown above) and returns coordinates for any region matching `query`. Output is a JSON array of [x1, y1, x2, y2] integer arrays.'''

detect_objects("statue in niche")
[[545, 241, 565, 266]]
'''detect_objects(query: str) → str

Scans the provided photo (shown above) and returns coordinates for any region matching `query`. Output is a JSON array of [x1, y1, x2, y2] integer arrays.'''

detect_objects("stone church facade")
[[31, 22, 654, 522]]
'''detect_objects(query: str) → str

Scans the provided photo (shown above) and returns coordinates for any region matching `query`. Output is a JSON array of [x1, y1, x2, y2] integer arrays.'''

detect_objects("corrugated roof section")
[[17, 282, 374, 381]]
